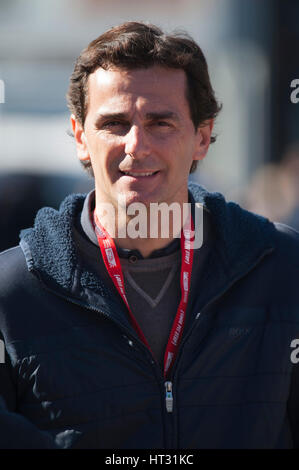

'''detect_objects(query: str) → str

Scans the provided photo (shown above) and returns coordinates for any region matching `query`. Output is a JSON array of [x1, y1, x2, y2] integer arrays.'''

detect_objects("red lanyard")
[[93, 210, 194, 377]]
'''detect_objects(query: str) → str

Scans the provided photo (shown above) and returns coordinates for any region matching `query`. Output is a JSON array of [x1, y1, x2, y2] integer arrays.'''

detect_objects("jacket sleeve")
[[0, 332, 58, 449], [0, 397, 59, 449]]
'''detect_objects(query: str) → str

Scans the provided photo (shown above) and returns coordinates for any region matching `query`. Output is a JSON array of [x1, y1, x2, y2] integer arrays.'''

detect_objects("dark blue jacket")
[[0, 183, 299, 449]]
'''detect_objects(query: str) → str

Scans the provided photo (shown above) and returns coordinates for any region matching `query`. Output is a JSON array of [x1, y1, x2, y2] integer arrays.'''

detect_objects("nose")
[[124, 124, 150, 159]]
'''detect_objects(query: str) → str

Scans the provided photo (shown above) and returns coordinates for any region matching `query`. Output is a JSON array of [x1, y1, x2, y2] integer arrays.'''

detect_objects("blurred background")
[[0, 0, 299, 251]]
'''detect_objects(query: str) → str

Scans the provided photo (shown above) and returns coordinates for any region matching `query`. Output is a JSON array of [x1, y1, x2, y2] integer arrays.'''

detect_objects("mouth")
[[119, 170, 160, 178]]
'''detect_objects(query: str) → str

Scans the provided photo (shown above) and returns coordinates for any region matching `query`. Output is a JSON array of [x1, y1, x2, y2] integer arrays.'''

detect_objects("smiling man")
[[0, 22, 299, 449], [71, 52, 213, 256]]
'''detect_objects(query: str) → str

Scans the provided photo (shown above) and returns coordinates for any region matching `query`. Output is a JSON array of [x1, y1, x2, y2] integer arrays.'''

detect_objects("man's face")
[[72, 65, 213, 208]]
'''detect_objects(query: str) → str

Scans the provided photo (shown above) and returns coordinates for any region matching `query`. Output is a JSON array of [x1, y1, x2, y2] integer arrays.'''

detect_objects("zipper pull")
[[165, 381, 173, 413]]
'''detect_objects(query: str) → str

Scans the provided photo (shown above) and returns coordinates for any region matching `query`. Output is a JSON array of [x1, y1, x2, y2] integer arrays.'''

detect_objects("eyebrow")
[[95, 113, 127, 124], [95, 111, 180, 125], [145, 111, 180, 122]]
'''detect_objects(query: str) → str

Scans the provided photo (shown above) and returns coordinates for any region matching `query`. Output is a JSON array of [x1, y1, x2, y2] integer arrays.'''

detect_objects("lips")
[[119, 170, 160, 177]]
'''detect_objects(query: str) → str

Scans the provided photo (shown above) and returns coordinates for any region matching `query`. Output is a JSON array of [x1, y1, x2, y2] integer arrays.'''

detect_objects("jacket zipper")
[[165, 381, 173, 413]]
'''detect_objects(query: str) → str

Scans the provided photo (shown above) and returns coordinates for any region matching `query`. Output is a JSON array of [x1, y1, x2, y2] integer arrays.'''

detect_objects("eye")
[[152, 120, 172, 129], [98, 120, 130, 135], [102, 120, 125, 128]]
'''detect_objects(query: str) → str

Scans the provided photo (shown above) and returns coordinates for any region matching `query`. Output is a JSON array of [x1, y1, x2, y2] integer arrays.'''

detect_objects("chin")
[[124, 192, 153, 207], [116, 186, 157, 206]]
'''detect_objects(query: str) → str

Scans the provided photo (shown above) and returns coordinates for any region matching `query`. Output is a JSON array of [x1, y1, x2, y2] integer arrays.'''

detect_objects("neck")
[[95, 192, 190, 258]]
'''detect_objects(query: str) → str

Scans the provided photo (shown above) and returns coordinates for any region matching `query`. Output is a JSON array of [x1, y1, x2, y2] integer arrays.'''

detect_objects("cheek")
[[166, 141, 194, 171], [89, 136, 123, 167]]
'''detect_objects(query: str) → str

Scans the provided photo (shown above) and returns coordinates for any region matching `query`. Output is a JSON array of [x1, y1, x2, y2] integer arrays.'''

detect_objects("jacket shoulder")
[[274, 221, 299, 242], [272, 222, 299, 263], [0, 244, 27, 272], [0, 246, 33, 296]]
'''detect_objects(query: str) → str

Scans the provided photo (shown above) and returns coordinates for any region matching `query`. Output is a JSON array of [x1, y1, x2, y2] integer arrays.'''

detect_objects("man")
[[0, 22, 299, 449]]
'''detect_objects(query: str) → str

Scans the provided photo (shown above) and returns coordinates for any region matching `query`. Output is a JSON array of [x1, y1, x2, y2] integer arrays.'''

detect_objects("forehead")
[[86, 65, 189, 115]]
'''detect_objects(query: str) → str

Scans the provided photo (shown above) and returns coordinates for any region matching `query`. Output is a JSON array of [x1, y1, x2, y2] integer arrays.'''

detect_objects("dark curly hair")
[[67, 21, 222, 175]]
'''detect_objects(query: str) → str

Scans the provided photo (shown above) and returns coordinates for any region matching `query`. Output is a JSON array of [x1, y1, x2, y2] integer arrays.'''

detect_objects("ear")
[[70, 114, 90, 162], [193, 119, 214, 162]]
